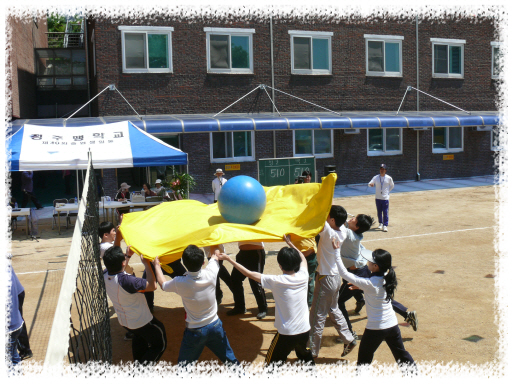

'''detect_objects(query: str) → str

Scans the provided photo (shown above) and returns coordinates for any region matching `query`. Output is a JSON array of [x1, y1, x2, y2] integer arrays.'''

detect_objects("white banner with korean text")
[[19, 121, 134, 170]]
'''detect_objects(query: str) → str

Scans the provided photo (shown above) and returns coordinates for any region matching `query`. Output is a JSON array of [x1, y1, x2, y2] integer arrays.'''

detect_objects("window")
[[431, 38, 465, 78], [432, 127, 463, 153], [491, 42, 502, 79], [491, 126, 502, 151], [289, 31, 333, 75], [364, 35, 403, 77], [293, 130, 333, 158], [204, 28, 254, 74], [119, 26, 173, 73], [367, 128, 402, 155], [210, 131, 255, 162]]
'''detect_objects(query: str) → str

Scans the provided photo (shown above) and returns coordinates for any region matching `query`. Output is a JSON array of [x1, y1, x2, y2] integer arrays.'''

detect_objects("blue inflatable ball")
[[218, 175, 267, 225]]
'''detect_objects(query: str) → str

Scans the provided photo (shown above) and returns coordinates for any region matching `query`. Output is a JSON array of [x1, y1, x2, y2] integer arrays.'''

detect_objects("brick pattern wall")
[[8, 16, 48, 119], [92, 16, 498, 193]]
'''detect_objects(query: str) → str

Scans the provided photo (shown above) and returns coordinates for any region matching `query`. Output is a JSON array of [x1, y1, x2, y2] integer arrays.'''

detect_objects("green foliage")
[[163, 171, 197, 200], [47, 13, 66, 33]]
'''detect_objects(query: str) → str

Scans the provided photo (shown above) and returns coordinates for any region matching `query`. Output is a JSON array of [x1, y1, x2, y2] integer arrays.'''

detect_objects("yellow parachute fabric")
[[120, 173, 336, 264]]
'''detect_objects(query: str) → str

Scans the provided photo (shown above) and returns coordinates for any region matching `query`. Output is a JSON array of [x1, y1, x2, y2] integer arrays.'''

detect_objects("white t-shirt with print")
[[260, 265, 310, 335]]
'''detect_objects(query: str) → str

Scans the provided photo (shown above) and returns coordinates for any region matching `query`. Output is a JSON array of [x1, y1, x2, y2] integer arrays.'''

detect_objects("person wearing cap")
[[154, 179, 171, 201], [368, 164, 394, 232], [331, 247, 416, 373], [212, 169, 227, 204], [115, 182, 131, 220]]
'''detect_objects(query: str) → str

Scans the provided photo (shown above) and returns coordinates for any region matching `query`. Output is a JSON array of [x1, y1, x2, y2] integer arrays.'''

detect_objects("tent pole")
[[186, 163, 189, 199], [76, 170, 80, 200]]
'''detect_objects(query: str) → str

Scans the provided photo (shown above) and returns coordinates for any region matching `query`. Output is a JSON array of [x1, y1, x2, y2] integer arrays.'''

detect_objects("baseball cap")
[[380, 164, 387, 170]]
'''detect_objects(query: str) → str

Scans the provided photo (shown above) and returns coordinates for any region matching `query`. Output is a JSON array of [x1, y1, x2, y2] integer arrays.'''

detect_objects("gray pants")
[[309, 274, 354, 357]]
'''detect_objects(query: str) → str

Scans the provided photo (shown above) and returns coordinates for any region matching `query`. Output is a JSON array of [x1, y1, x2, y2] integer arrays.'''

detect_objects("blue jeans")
[[6, 327, 22, 369], [178, 318, 239, 365]]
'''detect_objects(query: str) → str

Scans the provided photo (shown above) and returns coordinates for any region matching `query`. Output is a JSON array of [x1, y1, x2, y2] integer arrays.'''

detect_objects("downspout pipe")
[[270, 15, 276, 158], [416, 15, 421, 181]]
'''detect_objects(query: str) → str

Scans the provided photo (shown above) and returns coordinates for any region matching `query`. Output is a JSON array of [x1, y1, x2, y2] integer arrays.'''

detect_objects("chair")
[[52, 198, 69, 230], [67, 198, 78, 226]]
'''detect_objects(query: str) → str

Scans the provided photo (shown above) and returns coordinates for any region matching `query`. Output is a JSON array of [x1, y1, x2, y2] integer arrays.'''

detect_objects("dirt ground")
[[9, 185, 499, 369]]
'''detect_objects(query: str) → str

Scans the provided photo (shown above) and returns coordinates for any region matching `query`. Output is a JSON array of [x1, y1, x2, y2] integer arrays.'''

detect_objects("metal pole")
[[65, 84, 111, 120], [416, 15, 420, 181], [270, 15, 277, 158], [267, 86, 342, 115], [213, 85, 262, 117]]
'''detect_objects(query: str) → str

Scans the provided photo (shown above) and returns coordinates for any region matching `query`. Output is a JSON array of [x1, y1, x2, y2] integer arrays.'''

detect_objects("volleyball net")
[[44, 155, 112, 368]]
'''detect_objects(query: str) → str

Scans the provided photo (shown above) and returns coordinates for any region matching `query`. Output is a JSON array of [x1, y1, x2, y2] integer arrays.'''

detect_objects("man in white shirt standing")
[[220, 235, 314, 369], [152, 246, 239, 366], [368, 164, 394, 232], [212, 169, 227, 204]]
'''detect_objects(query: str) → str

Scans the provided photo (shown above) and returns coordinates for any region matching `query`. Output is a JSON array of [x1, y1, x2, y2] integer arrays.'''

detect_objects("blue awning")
[[7, 111, 500, 136]]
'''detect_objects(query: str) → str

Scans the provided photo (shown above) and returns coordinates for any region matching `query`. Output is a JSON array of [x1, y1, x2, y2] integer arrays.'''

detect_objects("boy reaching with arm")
[[152, 246, 239, 366], [219, 235, 315, 368]]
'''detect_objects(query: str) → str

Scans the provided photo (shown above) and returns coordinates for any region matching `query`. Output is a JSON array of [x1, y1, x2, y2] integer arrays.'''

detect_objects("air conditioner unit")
[[343, 129, 360, 134], [410, 127, 431, 131], [469, 125, 493, 132]]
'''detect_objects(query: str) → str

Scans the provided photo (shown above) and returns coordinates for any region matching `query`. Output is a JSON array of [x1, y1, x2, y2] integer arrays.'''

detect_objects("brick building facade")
[[88, 15, 500, 195], [8, 16, 48, 120]]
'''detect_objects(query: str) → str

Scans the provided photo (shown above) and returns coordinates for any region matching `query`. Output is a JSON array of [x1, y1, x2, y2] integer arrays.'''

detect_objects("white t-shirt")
[[162, 258, 219, 328], [335, 256, 397, 330], [316, 222, 344, 276], [261, 265, 310, 335], [369, 174, 394, 200], [100, 241, 113, 259]]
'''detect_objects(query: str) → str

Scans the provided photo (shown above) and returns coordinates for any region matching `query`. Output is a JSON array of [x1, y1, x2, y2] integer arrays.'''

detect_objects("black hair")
[[329, 205, 347, 228], [372, 249, 397, 302], [277, 247, 301, 273], [182, 245, 205, 272], [301, 170, 312, 177], [142, 183, 151, 190], [99, 221, 115, 239], [103, 246, 126, 274], [354, 214, 374, 235]]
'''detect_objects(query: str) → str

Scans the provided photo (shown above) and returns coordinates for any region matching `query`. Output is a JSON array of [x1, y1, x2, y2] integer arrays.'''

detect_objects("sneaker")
[[19, 350, 33, 360], [124, 331, 134, 341], [383, 226, 388, 232], [256, 311, 267, 320], [354, 301, 365, 314], [406, 311, 418, 331], [341, 339, 357, 357], [226, 308, 247, 316], [378, 223, 383, 230]]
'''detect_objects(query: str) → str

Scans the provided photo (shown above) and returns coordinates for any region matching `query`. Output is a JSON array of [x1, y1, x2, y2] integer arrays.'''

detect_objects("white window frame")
[[491, 42, 502, 80], [118, 26, 174, 74], [289, 30, 333, 75], [491, 126, 502, 151], [431, 38, 465, 79], [209, 131, 255, 163], [432, 126, 464, 153], [367, 128, 403, 156], [204, 27, 255, 74], [293, 129, 334, 158], [364, 34, 403, 77]]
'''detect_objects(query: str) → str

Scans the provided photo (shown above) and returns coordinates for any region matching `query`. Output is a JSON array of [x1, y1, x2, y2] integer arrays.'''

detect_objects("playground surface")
[[9, 177, 499, 370]]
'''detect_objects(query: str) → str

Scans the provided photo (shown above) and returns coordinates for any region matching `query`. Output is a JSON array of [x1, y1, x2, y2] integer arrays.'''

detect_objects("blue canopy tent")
[[6, 120, 188, 200], [7, 120, 188, 171]]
